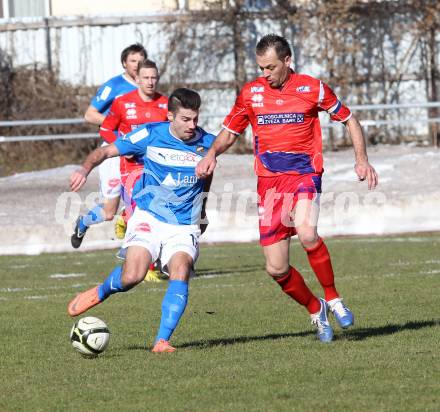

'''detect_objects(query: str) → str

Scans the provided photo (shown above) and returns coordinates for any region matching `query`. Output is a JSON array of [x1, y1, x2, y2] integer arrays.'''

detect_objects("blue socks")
[[156, 280, 189, 342], [97, 270, 189, 343], [97, 266, 127, 301], [80, 204, 105, 230]]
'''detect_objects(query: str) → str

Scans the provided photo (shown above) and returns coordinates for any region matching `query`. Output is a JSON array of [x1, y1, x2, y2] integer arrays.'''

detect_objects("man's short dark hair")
[[120, 43, 147, 64], [137, 59, 158, 73], [168, 88, 201, 114], [256, 34, 292, 60]]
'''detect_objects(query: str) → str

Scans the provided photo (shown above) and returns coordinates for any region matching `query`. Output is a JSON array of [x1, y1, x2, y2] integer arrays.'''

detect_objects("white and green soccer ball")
[[70, 316, 110, 357]]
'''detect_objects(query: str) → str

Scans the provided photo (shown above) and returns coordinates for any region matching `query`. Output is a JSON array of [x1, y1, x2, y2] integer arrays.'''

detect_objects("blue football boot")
[[311, 298, 334, 343], [328, 298, 354, 329]]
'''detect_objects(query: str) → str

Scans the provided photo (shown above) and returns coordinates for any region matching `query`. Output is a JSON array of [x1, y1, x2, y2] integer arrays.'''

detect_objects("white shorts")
[[98, 143, 121, 199], [122, 208, 201, 269]]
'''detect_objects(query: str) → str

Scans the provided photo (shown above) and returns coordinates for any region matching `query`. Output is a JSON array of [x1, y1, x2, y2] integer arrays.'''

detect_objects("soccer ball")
[[70, 316, 110, 357]]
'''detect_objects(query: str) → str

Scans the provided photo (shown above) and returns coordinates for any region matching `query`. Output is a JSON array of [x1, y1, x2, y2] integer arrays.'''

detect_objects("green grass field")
[[1, 234, 439, 411]]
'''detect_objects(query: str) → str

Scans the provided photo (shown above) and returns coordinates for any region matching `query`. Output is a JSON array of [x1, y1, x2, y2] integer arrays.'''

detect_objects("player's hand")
[[70, 167, 88, 192], [355, 160, 378, 190], [196, 154, 217, 178]]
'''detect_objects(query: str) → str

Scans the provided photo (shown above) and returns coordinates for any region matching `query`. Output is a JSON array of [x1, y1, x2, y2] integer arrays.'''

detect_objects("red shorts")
[[120, 160, 143, 220], [257, 173, 322, 246]]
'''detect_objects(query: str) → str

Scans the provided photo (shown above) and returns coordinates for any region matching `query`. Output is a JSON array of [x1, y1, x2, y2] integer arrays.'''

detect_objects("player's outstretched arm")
[[70, 144, 120, 192], [84, 105, 106, 126], [196, 128, 238, 178], [345, 115, 379, 190]]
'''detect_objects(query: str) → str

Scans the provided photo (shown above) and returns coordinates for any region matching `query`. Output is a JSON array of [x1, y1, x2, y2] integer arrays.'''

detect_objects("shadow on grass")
[[339, 319, 440, 341], [195, 264, 264, 277], [124, 319, 439, 351], [125, 331, 314, 352], [176, 330, 314, 349]]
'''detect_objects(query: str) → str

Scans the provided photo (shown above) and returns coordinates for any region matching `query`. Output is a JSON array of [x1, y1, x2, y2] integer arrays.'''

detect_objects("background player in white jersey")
[[71, 43, 147, 249], [67, 88, 214, 353]]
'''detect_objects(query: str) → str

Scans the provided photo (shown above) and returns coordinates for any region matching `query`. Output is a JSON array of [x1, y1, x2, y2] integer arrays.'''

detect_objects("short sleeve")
[[318, 82, 352, 123], [114, 126, 150, 157], [222, 89, 250, 134], [90, 82, 114, 113], [100, 100, 121, 143]]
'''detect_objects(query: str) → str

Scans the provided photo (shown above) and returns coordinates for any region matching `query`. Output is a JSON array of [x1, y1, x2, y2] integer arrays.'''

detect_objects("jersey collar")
[[122, 73, 138, 87]]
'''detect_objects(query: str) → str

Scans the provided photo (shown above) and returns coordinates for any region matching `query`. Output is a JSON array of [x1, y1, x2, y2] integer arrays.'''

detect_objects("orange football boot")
[[67, 286, 102, 317], [151, 339, 176, 353]]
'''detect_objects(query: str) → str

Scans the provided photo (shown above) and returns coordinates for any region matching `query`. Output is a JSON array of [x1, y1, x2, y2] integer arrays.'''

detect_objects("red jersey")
[[223, 71, 351, 177], [100, 90, 168, 185]]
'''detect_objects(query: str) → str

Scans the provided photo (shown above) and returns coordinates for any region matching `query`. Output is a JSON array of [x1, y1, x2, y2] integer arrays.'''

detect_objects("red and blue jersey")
[[91, 74, 138, 115], [223, 71, 352, 177]]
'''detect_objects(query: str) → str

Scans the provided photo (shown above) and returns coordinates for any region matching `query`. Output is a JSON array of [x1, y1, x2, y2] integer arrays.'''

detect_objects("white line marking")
[[330, 236, 440, 244], [193, 273, 233, 280], [0, 283, 96, 293], [50, 273, 86, 279], [0, 293, 82, 302], [390, 259, 440, 266], [25, 296, 49, 300]]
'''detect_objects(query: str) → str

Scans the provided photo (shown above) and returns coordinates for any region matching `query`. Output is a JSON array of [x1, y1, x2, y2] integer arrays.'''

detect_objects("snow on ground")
[[0, 145, 438, 255]]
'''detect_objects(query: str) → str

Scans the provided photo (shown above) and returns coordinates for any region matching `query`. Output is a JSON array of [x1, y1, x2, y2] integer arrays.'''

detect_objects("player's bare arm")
[[84, 105, 106, 126], [196, 128, 238, 178], [345, 115, 379, 190], [70, 144, 120, 192]]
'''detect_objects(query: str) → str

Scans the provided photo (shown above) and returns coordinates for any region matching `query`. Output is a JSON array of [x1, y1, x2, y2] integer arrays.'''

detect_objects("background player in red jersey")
[[100, 59, 168, 219], [196, 34, 378, 342], [100, 59, 168, 281]]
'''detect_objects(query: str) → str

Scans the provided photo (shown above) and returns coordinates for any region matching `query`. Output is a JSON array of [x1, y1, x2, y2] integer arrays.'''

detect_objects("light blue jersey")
[[114, 122, 215, 225], [91, 74, 138, 115]]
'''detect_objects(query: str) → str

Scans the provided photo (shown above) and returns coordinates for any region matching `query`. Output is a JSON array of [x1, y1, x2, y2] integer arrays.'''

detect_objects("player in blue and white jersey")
[[67, 88, 215, 353], [71, 43, 147, 249], [85, 44, 147, 121]]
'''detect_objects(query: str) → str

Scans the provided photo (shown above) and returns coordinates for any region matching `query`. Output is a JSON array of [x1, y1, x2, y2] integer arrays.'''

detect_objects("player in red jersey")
[[197, 34, 378, 342], [100, 59, 168, 281], [100, 59, 168, 215]]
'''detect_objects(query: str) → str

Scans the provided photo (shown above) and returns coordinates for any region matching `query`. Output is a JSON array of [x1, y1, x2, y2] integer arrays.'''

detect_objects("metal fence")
[[1, 102, 440, 144]]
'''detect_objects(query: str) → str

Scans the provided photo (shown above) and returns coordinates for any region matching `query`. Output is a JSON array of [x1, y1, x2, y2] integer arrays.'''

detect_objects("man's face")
[[256, 47, 291, 88], [123, 52, 145, 79], [136, 67, 158, 97], [168, 107, 199, 141]]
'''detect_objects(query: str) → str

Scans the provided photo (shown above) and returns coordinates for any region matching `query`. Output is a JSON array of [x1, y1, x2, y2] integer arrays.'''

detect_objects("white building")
[[0, 0, 271, 18]]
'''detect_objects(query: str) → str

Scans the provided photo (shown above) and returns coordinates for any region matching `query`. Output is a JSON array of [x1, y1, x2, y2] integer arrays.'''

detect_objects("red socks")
[[274, 238, 339, 311], [275, 267, 321, 314], [305, 238, 339, 301]]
